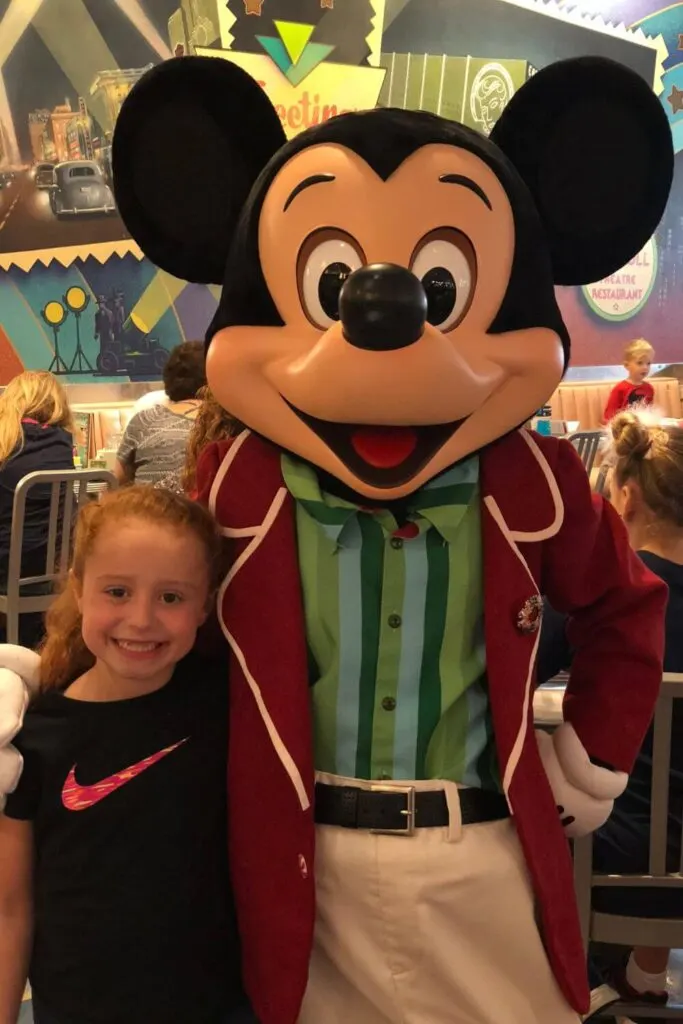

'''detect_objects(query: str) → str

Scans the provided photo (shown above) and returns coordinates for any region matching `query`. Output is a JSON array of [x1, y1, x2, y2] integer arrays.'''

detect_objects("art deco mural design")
[[0, 0, 681, 383]]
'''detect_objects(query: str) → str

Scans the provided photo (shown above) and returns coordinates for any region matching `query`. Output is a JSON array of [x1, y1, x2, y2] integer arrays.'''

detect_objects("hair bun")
[[610, 410, 652, 460]]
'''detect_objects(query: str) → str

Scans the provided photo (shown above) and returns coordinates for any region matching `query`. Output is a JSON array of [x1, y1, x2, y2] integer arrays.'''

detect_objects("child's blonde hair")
[[39, 486, 224, 693], [0, 371, 74, 466], [623, 338, 654, 363], [608, 409, 683, 528]]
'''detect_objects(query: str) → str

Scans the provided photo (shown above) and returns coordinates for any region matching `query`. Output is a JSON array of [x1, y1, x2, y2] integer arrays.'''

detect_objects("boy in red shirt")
[[604, 339, 655, 421]]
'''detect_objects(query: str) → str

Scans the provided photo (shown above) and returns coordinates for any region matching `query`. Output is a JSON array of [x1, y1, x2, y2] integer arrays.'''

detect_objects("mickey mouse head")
[[113, 57, 672, 500]]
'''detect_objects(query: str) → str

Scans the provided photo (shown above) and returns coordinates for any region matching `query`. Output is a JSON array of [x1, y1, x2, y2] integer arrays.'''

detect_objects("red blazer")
[[196, 428, 665, 1023]]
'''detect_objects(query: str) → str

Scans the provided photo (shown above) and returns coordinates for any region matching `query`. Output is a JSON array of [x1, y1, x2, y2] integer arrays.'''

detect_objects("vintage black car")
[[49, 160, 116, 217]]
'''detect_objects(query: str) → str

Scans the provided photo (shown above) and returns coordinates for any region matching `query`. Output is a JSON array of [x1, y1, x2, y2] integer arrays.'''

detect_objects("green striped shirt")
[[282, 454, 500, 790]]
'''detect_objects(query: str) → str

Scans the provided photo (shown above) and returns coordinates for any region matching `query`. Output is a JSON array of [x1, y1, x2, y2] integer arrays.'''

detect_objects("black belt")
[[314, 782, 509, 835]]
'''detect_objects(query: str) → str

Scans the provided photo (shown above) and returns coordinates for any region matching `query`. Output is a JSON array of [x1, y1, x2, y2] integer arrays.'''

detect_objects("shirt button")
[[390, 537, 404, 550], [388, 613, 402, 629], [298, 854, 308, 879], [381, 696, 396, 712]]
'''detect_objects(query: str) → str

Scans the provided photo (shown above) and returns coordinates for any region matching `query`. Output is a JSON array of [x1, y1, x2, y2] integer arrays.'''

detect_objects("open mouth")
[[285, 400, 464, 488]]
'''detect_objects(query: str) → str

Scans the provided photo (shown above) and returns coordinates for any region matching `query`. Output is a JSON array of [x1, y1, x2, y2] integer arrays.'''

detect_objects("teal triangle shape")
[[286, 42, 335, 86], [256, 35, 291, 76]]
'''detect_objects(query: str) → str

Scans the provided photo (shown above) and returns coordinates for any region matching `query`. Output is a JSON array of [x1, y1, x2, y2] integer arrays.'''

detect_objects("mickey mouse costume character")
[[0, 56, 673, 1024]]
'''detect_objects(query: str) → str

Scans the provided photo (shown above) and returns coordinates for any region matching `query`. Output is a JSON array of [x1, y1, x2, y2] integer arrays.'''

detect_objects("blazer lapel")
[[480, 430, 565, 797]]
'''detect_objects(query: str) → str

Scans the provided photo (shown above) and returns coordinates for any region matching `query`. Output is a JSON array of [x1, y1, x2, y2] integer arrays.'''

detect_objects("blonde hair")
[[0, 371, 75, 466], [39, 486, 224, 693], [609, 409, 683, 528], [181, 385, 243, 495], [623, 338, 654, 363]]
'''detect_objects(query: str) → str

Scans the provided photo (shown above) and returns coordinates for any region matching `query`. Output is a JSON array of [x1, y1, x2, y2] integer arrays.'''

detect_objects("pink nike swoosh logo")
[[62, 738, 189, 811]]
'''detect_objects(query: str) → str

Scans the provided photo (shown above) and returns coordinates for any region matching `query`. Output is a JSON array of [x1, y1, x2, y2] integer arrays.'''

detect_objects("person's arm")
[[542, 439, 666, 773], [0, 815, 33, 1024]]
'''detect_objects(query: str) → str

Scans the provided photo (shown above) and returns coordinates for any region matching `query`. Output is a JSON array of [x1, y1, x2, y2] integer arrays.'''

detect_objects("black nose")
[[339, 263, 427, 351]]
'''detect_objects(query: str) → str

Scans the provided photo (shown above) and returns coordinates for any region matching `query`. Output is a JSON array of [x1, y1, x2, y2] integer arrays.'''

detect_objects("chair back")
[[567, 430, 602, 475], [1, 468, 117, 644], [574, 674, 683, 956]]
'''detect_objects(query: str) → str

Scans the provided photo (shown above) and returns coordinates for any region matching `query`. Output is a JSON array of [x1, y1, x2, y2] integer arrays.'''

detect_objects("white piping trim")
[[484, 494, 541, 800], [224, 488, 288, 588], [218, 525, 261, 539], [208, 429, 251, 517], [213, 484, 309, 809], [218, 615, 311, 812], [508, 430, 564, 543]]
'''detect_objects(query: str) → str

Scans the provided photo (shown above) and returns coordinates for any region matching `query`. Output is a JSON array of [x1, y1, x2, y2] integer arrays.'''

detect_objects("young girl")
[[0, 486, 256, 1024]]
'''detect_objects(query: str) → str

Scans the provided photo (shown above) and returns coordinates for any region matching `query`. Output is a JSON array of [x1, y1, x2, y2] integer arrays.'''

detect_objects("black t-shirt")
[[4, 652, 243, 1023], [0, 422, 74, 575]]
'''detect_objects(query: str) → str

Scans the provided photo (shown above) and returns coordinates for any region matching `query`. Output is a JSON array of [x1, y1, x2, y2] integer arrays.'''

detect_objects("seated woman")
[[115, 341, 206, 489], [0, 371, 75, 592], [539, 409, 683, 1008]]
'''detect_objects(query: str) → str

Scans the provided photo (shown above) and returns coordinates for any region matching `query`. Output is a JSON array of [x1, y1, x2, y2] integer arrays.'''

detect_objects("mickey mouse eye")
[[410, 229, 477, 331], [297, 230, 365, 329]]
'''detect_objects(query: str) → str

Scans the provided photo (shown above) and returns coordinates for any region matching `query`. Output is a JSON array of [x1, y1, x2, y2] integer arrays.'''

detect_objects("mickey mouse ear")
[[491, 57, 673, 286], [113, 57, 286, 284]]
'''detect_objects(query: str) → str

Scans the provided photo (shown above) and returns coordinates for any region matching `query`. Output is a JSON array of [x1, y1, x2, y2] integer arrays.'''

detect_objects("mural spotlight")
[[41, 299, 69, 374], [63, 285, 94, 372]]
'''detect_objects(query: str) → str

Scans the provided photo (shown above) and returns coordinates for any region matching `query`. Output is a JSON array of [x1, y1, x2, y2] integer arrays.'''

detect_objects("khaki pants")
[[299, 773, 580, 1024]]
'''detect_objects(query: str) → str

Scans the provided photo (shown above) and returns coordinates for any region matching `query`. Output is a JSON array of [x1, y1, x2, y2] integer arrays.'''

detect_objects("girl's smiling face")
[[76, 518, 210, 695]]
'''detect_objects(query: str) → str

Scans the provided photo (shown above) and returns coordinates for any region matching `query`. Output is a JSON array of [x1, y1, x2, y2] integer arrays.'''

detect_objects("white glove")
[[0, 645, 40, 803], [536, 723, 627, 838], [0, 645, 40, 693]]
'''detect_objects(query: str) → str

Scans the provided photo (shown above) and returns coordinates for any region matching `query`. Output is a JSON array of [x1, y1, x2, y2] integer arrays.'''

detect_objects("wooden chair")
[[0, 469, 117, 645], [573, 674, 683, 1019]]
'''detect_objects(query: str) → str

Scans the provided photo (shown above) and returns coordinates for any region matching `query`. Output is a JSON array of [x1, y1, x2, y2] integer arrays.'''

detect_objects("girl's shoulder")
[[11, 689, 71, 759]]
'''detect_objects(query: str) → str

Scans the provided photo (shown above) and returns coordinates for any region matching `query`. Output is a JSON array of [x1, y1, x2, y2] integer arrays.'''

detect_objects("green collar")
[[281, 453, 479, 546]]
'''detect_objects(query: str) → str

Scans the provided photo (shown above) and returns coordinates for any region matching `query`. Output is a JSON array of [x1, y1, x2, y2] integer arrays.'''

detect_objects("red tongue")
[[350, 427, 418, 468]]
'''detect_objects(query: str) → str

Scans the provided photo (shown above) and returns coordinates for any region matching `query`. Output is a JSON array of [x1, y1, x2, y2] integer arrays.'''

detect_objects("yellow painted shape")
[[274, 21, 315, 66]]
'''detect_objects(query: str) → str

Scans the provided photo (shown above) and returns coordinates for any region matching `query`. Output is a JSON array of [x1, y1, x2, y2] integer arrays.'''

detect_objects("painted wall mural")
[[0, 0, 680, 381]]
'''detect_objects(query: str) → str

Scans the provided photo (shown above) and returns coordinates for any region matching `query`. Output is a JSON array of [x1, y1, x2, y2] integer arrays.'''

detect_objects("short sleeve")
[[4, 728, 43, 821], [117, 413, 144, 465]]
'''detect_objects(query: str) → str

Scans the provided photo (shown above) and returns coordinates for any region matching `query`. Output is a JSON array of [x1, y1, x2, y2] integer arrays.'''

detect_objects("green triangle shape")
[[255, 35, 291, 75], [274, 20, 314, 66], [286, 41, 336, 86]]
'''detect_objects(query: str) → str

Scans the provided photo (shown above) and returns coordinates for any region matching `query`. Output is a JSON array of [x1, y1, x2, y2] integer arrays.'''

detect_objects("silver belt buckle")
[[369, 784, 416, 836]]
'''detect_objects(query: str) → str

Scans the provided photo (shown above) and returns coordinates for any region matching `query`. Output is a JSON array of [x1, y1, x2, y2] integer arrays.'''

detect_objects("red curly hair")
[[39, 485, 224, 692]]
